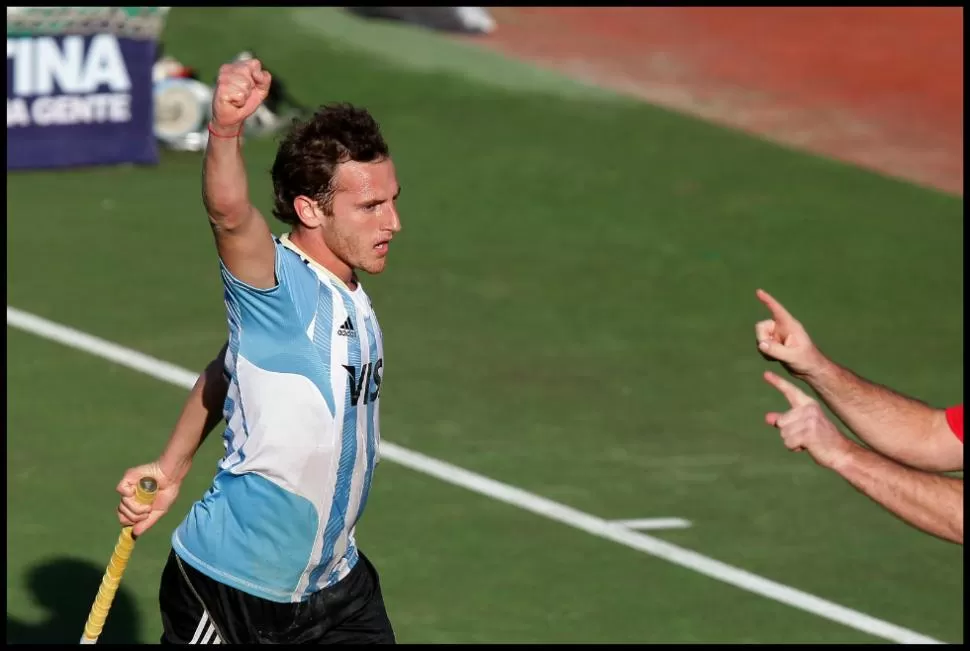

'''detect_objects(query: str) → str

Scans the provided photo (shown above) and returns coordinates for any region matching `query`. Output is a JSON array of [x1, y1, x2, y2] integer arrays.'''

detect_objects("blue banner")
[[6, 33, 157, 170]]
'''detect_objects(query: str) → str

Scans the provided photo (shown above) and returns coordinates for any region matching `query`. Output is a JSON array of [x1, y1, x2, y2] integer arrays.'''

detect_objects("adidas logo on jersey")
[[337, 317, 356, 337]]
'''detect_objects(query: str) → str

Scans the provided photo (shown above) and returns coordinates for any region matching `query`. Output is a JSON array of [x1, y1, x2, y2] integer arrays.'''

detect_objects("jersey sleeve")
[[219, 237, 315, 335], [945, 404, 963, 443]]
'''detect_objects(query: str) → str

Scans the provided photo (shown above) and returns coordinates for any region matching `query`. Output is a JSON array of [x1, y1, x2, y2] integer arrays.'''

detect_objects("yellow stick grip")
[[80, 476, 157, 644]]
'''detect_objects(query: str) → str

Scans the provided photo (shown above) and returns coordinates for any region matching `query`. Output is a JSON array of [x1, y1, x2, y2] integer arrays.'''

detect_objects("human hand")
[[116, 461, 181, 536], [764, 371, 854, 470], [755, 289, 827, 379], [210, 58, 272, 136]]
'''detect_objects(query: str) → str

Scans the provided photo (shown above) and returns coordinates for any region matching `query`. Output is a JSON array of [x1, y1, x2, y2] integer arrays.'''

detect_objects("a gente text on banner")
[[6, 33, 157, 170]]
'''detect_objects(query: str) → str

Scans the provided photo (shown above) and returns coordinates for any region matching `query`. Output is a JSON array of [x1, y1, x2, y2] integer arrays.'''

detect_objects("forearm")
[[158, 348, 229, 482], [203, 126, 253, 228], [806, 359, 939, 466], [833, 444, 963, 544]]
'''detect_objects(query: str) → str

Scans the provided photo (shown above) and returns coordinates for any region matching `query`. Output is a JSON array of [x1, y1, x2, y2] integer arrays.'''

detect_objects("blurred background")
[[6, 6, 963, 644]]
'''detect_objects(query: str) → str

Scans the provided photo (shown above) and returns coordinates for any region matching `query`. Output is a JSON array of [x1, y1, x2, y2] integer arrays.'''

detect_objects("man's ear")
[[293, 195, 324, 228]]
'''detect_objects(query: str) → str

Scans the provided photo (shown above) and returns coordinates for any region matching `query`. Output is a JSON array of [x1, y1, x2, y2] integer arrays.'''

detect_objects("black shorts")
[[158, 548, 395, 644]]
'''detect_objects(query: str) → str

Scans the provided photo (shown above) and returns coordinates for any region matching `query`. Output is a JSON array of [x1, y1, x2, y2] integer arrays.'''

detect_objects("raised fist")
[[210, 59, 272, 135]]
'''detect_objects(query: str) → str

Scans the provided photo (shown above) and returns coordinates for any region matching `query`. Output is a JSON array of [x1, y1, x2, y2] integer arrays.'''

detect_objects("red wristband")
[[208, 123, 241, 139]]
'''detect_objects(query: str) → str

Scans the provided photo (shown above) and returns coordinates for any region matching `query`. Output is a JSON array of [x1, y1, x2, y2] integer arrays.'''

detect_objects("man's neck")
[[287, 230, 357, 290]]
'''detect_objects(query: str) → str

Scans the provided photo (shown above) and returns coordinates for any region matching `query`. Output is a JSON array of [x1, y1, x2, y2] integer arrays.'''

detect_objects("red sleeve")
[[944, 404, 963, 443]]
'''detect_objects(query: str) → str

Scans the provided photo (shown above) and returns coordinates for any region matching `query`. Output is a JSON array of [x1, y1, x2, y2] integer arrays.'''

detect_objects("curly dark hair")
[[271, 103, 390, 225]]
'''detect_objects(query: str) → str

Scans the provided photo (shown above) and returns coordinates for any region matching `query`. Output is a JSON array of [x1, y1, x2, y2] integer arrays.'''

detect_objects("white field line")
[[6, 305, 944, 645], [612, 518, 692, 530]]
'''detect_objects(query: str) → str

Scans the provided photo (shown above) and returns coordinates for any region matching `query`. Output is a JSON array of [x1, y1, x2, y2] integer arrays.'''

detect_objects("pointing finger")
[[756, 289, 798, 327], [764, 371, 814, 407]]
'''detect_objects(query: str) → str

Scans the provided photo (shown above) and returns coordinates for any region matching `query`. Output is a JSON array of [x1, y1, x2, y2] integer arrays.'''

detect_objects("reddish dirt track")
[[473, 7, 963, 195]]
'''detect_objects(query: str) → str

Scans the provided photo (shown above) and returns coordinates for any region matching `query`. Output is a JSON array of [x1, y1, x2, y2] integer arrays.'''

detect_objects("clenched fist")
[[764, 371, 854, 470], [754, 289, 827, 380], [210, 59, 272, 136]]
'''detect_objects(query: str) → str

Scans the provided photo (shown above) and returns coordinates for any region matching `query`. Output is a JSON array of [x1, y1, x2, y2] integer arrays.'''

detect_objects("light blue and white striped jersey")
[[172, 233, 384, 603]]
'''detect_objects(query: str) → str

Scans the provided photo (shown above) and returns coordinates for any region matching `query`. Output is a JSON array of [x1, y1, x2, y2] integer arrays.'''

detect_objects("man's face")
[[323, 158, 402, 276]]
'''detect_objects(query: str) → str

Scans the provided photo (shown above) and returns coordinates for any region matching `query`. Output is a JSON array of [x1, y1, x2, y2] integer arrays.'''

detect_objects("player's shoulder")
[[273, 234, 305, 266], [277, 234, 356, 300], [274, 235, 320, 284]]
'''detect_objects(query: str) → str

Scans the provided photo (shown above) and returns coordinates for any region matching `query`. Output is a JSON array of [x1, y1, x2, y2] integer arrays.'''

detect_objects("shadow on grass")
[[6, 557, 142, 644]]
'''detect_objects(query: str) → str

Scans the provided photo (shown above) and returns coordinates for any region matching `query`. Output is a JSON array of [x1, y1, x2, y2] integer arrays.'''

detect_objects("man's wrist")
[[798, 351, 835, 387], [826, 440, 860, 474], [208, 121, 242, 139], [158, 454, 192, 483]]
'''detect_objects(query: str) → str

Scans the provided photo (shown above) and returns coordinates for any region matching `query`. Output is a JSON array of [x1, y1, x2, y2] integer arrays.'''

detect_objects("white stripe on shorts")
[[189, 611, 221, 644], [200, 623, 216, 644], [189, 612, 209, 643]]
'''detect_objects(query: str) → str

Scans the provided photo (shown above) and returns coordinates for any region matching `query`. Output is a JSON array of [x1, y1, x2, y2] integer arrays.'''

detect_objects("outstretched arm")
[[764, 371, 963, 545], [803, 361, 961, 473], [755, 289, 963, 472], [834, 444, 963, 545]]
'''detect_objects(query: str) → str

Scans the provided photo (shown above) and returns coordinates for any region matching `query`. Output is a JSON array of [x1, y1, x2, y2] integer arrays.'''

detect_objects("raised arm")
[[204, 59, 277, 289], [116, 343, 230, 535], [755, 289, 963, 473]]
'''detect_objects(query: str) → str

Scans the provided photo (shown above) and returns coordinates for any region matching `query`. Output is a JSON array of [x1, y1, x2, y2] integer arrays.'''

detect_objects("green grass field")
[[6, 7, 963, 644]]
